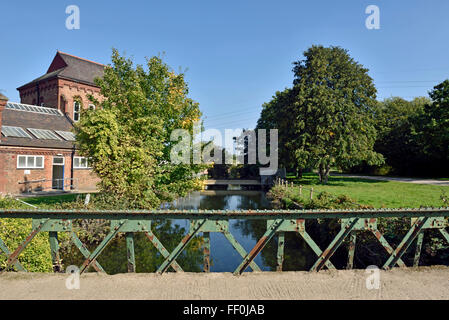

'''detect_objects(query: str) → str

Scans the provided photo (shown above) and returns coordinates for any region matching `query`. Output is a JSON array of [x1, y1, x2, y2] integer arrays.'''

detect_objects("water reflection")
[[174, 191, 273, 272], [63, 219, 204, 274]]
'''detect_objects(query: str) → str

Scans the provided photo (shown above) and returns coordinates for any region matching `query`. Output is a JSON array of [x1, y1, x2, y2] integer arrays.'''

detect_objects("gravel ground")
[[1, 267, 449, 300]]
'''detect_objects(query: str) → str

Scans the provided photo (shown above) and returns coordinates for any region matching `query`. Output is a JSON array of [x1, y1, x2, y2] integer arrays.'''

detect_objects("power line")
[[199, 79, 445, 126], [374, 66, 449, 74], [380, 80, 442, 82], [204, 108, 261, 121], [378, 85, 435, 88]]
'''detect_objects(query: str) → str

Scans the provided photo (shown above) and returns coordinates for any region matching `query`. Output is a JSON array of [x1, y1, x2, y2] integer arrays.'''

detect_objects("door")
[[52, 157, 65, 190]]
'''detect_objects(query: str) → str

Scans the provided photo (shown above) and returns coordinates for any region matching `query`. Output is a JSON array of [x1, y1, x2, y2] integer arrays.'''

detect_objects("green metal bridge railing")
[[1, 208, 449, 275]]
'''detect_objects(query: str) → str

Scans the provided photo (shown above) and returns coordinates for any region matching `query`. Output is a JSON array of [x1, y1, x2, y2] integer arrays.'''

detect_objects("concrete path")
[[334, 173, 449, 186], [1, 267, 449, 300]]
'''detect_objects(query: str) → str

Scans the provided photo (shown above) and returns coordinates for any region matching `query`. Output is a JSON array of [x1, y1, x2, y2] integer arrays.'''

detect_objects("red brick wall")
[[19, 78, 59, 108], [18, 78, 103, 122], [47, 54, 67, 73], [0, 147, 99, 195], [57, 79, 103, 121]]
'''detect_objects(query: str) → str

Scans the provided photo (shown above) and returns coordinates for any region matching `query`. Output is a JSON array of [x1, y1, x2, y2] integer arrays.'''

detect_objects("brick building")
[[0, 52, 104, 195]]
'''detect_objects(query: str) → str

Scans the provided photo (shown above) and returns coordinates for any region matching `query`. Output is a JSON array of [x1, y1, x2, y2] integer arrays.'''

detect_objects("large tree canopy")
[[258, 45, 383, 183], [257, 88, 298, 174], [365, 83, 448, 178], [369, 97, 429, 175], [417, 80, 449, 175], [75, 49, 204, 208]]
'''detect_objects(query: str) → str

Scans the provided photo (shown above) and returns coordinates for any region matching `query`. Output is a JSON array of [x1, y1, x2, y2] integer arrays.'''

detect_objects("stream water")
[[172, 190, 273, 272]]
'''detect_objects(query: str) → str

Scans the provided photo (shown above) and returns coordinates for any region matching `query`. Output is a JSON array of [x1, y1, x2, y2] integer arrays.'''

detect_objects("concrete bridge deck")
[[204, 179, 261, 186], [1, 267, 448, 300]]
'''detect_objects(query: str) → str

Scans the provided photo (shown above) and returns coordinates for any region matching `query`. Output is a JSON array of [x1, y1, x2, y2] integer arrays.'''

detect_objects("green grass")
[[20, 194, 86, 207], [287, 173, 449, 208]]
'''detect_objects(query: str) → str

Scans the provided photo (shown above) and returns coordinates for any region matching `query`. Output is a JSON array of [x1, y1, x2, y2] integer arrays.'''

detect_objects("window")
[[17, 155, 44, 169], [6, 102, 62, 115], [55, 130, 76, 141], [1, 126, 32, 138], [74, 157, 90, 169], [73, 101, 81, 122], [89, 104, 96, 110], [28, 128, 62, 140], [53, 157, 65, 165]]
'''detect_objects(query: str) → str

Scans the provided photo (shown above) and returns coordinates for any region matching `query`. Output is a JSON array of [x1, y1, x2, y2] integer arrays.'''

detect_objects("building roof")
[[17, 51, 105, 90], [0, 93, 8, 101], [0, 102, 75, 149]]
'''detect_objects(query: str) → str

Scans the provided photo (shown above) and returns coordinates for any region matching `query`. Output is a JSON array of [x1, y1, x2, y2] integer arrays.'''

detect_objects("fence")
[[18, 178, 79, 193], [275, 177, 314, 199], [1, 208, 449, 274]]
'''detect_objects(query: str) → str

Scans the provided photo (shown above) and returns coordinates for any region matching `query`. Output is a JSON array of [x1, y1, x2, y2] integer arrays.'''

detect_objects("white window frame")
[[89, 104, 96, 110], [73, 101, 81, 122], [17, 155, 44, 169], [53, 157, 65, 166], [73, 156, 90, 169]]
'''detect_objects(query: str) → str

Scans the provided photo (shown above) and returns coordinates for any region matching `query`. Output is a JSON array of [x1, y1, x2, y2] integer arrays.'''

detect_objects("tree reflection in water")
[[62, 219, 204, 274], [62, 191, 352, 273]]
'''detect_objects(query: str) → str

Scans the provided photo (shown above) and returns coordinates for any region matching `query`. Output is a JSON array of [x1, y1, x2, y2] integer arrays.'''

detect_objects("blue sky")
[[1, 0, 449, 132]]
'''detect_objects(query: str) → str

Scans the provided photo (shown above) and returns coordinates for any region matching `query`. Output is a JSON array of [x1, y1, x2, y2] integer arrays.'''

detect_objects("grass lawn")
[[21, 193, 86, 207], [287, 173, 449, 208]]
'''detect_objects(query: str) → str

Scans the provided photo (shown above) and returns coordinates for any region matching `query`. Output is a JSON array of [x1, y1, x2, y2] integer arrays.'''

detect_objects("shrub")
[[0, 197, 53, 272]]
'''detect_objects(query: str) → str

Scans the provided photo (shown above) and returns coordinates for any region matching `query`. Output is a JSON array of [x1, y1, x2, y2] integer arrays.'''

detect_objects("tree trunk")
[[323, 165, 331, 184], [296, 167, 303, 179], [318, 164, 324, 183]]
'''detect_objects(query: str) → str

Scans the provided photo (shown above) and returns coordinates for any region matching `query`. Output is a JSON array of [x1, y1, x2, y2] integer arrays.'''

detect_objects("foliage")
[[0, 195, 204, 273], [257, 89, 299, 174], [267, 185, 367, 210], [257, 46, 383, 183], [416, 80, 449, 177], [441, 191, 449, 206], [75, 49, 205, 209], [352, 80, 449, 178], [351, 96, 429, 176], [60, 219, 204, 274], [0, 197, 53, 272]]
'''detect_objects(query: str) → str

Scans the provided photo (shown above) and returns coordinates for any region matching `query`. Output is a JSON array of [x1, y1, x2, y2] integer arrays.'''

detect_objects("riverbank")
[[286, 173, 449, 208], [1, 267, 448, 300]]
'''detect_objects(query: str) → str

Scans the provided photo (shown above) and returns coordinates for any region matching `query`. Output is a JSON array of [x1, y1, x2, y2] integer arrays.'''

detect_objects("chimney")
[[0, 93, 8, 142]]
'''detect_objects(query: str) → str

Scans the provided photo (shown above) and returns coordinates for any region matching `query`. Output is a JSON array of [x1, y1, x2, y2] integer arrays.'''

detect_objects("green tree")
[[257, 88, 299, 175], [75, 50, 204, 209], [371, 97, 428, 175], [258, 45, 383, 183], [417, 80, 449, 176], [293, 46, 383, 183]]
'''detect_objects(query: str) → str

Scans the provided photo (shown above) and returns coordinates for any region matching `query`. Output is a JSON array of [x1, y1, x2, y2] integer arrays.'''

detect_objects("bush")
[[267, 185, 366, 210], [0, 218, 53, 272], [0, 197, 53, 272]]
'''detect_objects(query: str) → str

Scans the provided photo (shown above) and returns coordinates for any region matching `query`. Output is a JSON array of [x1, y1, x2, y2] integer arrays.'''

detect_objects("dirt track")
[[1, 267, 449, 300]]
